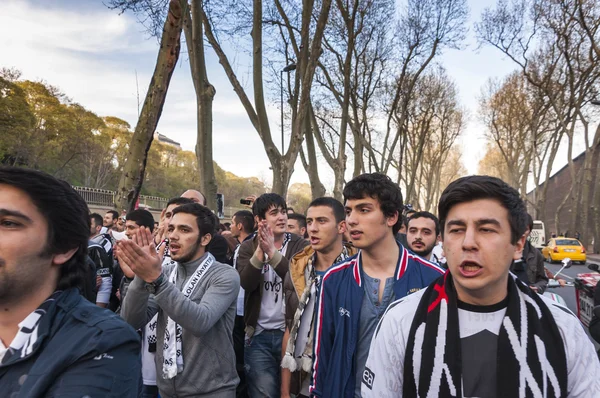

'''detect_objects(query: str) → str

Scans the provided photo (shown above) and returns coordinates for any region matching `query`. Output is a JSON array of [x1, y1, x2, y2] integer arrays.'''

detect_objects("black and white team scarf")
[[145, 240, 177, 354], [0, 291, 61, 364], [281, 246, 351, 373], [162, 253, 214, 379], [403, 273, 568, 397]]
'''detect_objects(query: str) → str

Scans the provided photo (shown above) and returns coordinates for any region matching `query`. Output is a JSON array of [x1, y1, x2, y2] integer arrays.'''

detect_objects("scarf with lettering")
[[403, 272, 568, 397], [144, 240, 176, 354], [281, 246, 351, 373], [163, 253, 214, 379]]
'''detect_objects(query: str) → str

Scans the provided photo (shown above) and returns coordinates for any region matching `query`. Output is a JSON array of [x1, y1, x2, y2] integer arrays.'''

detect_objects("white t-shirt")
[[255, 243, 288, 334], [232, 244, 245, 317], [362, 288, 600, 397], [141, 324, 157, 386]]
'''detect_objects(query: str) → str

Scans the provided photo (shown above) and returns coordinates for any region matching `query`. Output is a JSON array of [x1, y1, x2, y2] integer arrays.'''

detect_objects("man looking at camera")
[[237, 193, 308, 397]]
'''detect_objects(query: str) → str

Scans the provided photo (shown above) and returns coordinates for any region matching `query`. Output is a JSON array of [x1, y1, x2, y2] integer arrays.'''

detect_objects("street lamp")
[[281, 63, 297, 154]]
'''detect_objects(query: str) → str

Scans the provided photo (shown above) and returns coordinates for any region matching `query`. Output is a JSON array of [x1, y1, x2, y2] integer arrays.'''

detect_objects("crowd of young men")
[[0, 166, 597, 398]]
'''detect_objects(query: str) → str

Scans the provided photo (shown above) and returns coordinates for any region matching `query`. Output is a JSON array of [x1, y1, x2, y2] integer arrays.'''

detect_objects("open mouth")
[[310, 237, 321, 245], [459, 261, 483, 277], [170, 244, 181, 253]]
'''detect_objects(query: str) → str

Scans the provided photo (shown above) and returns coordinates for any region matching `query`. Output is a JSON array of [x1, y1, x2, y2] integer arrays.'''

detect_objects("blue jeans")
[[244, 329, 283, 398]]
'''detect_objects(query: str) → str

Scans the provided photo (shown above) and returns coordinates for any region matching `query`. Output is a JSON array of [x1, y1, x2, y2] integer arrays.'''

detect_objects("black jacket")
[[511, 240, 548, 293], [0, 289, 141, 397]]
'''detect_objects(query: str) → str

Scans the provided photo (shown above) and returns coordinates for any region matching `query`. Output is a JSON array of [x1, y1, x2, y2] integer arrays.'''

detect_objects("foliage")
[[0, 72, 267, 203]]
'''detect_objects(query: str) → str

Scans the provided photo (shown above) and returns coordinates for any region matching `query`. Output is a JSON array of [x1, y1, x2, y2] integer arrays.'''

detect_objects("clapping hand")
[[116, 226, 162, 283], [258, 221, 276, 259]]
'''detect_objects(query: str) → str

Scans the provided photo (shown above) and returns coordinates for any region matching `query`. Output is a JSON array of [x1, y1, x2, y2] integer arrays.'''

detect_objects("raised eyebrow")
[[0, 209, 33, 223]]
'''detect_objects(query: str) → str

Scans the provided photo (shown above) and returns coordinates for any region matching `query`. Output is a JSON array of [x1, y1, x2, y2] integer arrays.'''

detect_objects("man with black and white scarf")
[[120, 203, 240, 397], [363, 176, 600, 398]]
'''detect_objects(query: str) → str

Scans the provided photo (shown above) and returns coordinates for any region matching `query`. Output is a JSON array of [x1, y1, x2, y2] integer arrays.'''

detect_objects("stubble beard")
[[0, 252, 52, 305], [173, 239, 204, 264]]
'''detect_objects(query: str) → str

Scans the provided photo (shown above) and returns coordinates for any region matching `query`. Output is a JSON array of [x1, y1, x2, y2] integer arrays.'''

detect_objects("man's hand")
[[530, 286, 539, 293], [258, 221, 276, 258], [557, 278, 566, 287], [96, 275, 102, 290], [116, 227, 162, 283], [254, 241, 265, 263]]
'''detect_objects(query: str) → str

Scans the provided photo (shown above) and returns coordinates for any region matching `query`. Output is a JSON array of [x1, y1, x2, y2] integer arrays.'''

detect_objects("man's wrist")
[[143, 270, 164, 284]]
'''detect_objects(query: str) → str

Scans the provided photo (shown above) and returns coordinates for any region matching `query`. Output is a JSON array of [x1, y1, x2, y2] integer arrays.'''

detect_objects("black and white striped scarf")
[[0, 291, 61, 364], [403, 273, 568, 398]]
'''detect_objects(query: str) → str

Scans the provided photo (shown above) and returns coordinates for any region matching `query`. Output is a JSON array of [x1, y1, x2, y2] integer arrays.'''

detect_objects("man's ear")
[[52, 248, 78, 266], [201, 233, 213, 247], [338, 220, 347, 235], [386, 211, 399, 229], [514, 234, 527, 258]]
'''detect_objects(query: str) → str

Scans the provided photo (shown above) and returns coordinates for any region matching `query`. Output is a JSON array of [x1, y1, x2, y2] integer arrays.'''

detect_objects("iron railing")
[[73, 186, 168, 210]]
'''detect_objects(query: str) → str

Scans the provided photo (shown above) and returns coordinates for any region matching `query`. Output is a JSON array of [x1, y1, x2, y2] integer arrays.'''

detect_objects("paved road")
[[544, 258, 600, 350]]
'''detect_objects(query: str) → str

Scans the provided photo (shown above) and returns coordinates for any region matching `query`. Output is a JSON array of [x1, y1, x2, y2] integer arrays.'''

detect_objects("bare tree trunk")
[[115, 0, 183, 211], [300, 113, 326, 198], [184, 0, 217, 210]]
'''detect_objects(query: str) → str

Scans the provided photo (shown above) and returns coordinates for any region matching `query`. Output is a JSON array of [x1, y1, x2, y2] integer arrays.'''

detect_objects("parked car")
[[542, 237, 587, 264]]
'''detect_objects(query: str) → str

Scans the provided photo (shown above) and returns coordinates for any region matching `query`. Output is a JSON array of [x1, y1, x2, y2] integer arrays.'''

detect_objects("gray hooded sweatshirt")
[[121, 253, 240, 397]]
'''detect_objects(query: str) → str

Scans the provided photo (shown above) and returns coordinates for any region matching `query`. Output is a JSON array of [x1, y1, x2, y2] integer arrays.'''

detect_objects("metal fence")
[[73, 186, 168, 210], [74, 186, 248, 219], [73, 186, 115, 207]]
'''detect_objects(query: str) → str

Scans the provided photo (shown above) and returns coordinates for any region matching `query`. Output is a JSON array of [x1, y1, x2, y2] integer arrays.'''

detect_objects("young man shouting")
[[363, 176, 599, 397], [120, 203, 240, 397], [310, 173, 445, 397], [406, 211, 441, 263], [237, 193, 308, 397], [281, 197, 358, 398]]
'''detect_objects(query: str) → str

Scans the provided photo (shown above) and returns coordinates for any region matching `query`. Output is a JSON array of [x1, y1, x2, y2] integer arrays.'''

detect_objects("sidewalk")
[[588, 253, 600, 263]]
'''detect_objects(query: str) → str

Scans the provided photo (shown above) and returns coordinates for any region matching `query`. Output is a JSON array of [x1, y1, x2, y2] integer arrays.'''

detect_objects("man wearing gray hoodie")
[[119, 203, 240, 397]]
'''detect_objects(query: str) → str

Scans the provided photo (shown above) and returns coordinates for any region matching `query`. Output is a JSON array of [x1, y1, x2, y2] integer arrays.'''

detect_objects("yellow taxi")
[[542, 237, 587, 264]]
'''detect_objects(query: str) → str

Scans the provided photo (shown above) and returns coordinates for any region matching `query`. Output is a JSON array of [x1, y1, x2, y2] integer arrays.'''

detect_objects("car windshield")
[[555, 239, 580, 246]]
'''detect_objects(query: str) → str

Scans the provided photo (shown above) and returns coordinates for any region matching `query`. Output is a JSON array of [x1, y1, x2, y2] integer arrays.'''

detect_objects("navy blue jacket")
[[0, 288, 141, 397], [310, 243, 445, 397]]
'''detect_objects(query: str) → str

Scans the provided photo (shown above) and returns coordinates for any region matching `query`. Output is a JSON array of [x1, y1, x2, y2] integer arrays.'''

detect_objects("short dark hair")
[[343, 173, 404, 234], [106, 210, 118, 220], [233, 210, 255, 233], [126, 209, 155, 233], [408, 211, 441, 236], [438, 175, 527, 244], [288, 213, 307, 230], [308, 197, 345, 223], [172, 203, 218, 239], [90, 213, 103, 228], [252, 193, 287, 219], [0, 167, 90, 291], [166, 196, 195, 209]]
